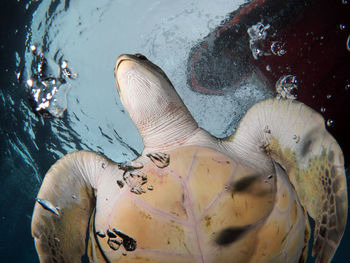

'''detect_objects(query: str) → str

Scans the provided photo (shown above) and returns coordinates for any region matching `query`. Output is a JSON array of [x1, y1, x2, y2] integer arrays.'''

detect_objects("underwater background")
[[0, 0, 349, 262]]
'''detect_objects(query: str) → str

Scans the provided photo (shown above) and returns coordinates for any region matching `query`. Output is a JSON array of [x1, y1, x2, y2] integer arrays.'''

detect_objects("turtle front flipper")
[[31, 151, 120, 263], [222, 98, 347, 263]]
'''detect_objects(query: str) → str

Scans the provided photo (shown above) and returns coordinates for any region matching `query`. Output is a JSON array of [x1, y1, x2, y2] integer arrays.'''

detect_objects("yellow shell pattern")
[[89, 146, 307, 262]]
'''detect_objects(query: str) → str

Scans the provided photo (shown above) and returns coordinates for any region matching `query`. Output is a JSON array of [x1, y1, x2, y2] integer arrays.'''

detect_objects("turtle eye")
[[134, 53, 148, 61]]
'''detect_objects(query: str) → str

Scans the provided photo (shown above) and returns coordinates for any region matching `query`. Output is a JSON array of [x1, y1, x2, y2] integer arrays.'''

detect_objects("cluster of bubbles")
[[247, 22, 296, 100], [247, 22, 287, 60], [247, 22, 271, 60], [247, 16, 350, 130], [275, 75, 298, 100], [270, 41, 287, 56], [26, 45, 77, 118]]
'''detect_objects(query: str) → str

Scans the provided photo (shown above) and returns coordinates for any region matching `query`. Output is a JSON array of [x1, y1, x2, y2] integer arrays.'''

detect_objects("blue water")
[[0, 0, 349, 262]]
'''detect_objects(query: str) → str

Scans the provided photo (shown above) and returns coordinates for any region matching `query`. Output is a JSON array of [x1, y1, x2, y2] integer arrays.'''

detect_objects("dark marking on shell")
[[117, 180, 124, 188], [112, 228, 137, 251], [332, 178, 340, 193], [123, 170, 148, 194], [319, 226, 327, 238], [108, 238, 121, 250], [215, 225, 250, 246], [330, 166, 336, 178], [300, 139, 312, 157], [204, 216, 211, 227], [118, 161, 143, 172], [96, 231, 106, 238], [147, 152, 170, 168], [107, 229, 117, 238], [325, 169, 329, 179], [328, 151, 334, 162], [131, 186, 146, 194], [231, 174, 260, 192], [321, 214, 327, 225]]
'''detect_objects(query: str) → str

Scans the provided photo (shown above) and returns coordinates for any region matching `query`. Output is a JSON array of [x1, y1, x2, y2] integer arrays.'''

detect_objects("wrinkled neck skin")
[[117, 60, 212, 153], [140, 109, 218, 154], [140, 107, 197, 153]]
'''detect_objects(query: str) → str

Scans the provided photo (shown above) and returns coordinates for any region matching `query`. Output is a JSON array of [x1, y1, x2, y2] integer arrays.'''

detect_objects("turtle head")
[[114, 54, 198, 151]]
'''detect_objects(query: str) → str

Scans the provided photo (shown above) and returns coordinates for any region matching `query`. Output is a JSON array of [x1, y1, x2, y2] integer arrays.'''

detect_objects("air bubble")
[[266, 65, 271, 71], [26, 79, 33, 88], [275, 75, 298, 100], [345, 84, 350, 90], [30, 45, 37, 53], [271, 41, 287, 56], [326, 119, 334, 127], [339, 24, 346, 31], [255, 48, 263, 57], [247, 22, 270, 59], [326, 94, 332, 99], [61, 60, 68, 69], [293, 135, 300, 143], [320, 106, 326, 113], [342, 0, 348, 4], [26, 50, 74, 118], [347, 35, 350, 52]]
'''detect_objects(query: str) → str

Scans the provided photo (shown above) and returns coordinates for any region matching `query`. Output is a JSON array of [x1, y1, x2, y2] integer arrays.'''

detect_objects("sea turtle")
[[31, 53, 347, 263]]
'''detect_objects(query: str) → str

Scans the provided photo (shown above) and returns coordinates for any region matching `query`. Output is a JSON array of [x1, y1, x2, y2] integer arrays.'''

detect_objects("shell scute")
[[136, 165, 188, 221], [187, 148, 237, 217]]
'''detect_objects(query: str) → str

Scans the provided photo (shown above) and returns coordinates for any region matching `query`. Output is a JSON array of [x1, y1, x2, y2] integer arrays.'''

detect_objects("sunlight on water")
[[24, 0, 251, 160]]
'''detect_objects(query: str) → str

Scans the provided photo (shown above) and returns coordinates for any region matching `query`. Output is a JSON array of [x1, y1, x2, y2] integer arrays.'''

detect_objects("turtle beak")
[[114, 54, 130, 95], [114, 53, 149, 95]]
